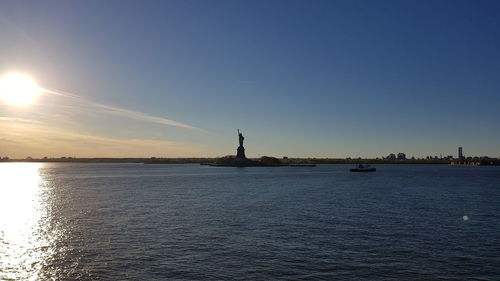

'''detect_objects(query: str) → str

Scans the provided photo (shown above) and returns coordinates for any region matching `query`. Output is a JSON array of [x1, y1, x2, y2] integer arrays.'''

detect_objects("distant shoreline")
[[1, 157, 499, 165], [0, 158, 455, 164]]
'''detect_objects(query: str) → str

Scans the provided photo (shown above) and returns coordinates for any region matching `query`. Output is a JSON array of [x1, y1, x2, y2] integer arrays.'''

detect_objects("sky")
[[0, 0, 499, 158]]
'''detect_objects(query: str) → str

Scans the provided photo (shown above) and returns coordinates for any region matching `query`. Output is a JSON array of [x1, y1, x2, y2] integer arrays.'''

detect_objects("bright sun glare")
[[0, 73, 41, 106]]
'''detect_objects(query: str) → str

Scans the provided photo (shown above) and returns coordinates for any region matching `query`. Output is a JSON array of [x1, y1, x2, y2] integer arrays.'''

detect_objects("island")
[[208, 130, 316, 167]]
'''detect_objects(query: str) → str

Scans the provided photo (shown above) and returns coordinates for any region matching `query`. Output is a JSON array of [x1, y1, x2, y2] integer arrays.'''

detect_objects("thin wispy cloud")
[[92, 103, 201, 131], [0, 120, 201, 158], [43, 88, 81, 99], [0, 117, 42, 124], [41, 88, 203, 131]]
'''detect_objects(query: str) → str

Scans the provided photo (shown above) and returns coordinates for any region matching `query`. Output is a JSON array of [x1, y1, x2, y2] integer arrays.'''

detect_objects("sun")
[[0, 73, 42, 106]]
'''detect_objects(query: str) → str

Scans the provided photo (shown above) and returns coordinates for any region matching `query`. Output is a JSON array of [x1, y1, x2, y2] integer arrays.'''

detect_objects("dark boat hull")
[[350, 168, 376, 172]]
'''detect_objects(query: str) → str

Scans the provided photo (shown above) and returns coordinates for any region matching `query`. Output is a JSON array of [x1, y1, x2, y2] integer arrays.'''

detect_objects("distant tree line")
[[1, 156, 499, 165]]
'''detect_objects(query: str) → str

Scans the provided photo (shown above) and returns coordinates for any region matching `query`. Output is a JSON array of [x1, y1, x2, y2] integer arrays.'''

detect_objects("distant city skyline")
[[1, 1, 500, 158]]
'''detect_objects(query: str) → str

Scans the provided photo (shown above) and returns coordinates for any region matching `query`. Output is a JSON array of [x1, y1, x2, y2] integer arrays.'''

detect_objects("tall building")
[[458, 147, 464, 160]]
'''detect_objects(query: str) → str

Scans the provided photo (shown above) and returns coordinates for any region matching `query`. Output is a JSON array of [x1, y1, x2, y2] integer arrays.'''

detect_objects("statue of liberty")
[[236, 129, 246, 159], [237, 129, 244, 147]]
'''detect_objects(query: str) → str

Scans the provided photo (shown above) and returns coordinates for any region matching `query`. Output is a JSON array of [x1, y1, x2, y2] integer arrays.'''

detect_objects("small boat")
[[350, 164, 376, 172]]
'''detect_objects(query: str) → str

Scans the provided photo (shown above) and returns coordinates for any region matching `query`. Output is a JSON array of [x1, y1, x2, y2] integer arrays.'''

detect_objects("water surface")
[[1, 163, 499, 280]]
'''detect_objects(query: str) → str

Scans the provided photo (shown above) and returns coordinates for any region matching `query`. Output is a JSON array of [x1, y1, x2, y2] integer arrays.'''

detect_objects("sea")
[[0, 163, 499, 280]]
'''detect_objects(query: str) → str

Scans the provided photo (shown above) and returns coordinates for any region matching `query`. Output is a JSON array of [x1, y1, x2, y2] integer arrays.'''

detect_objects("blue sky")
[[1, 0, 499, 158]]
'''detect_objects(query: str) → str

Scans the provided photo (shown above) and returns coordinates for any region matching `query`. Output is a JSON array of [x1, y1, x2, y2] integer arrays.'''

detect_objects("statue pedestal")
[[236, 146, 246, 159]]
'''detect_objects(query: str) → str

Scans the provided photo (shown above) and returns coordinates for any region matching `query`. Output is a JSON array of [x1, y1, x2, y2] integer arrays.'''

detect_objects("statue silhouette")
[[236, 129, 246, 159], [238, 129, 244, 147]]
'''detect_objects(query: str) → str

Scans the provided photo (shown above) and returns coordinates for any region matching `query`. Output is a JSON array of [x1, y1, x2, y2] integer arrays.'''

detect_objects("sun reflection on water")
[[0, 163, 53, 280]]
